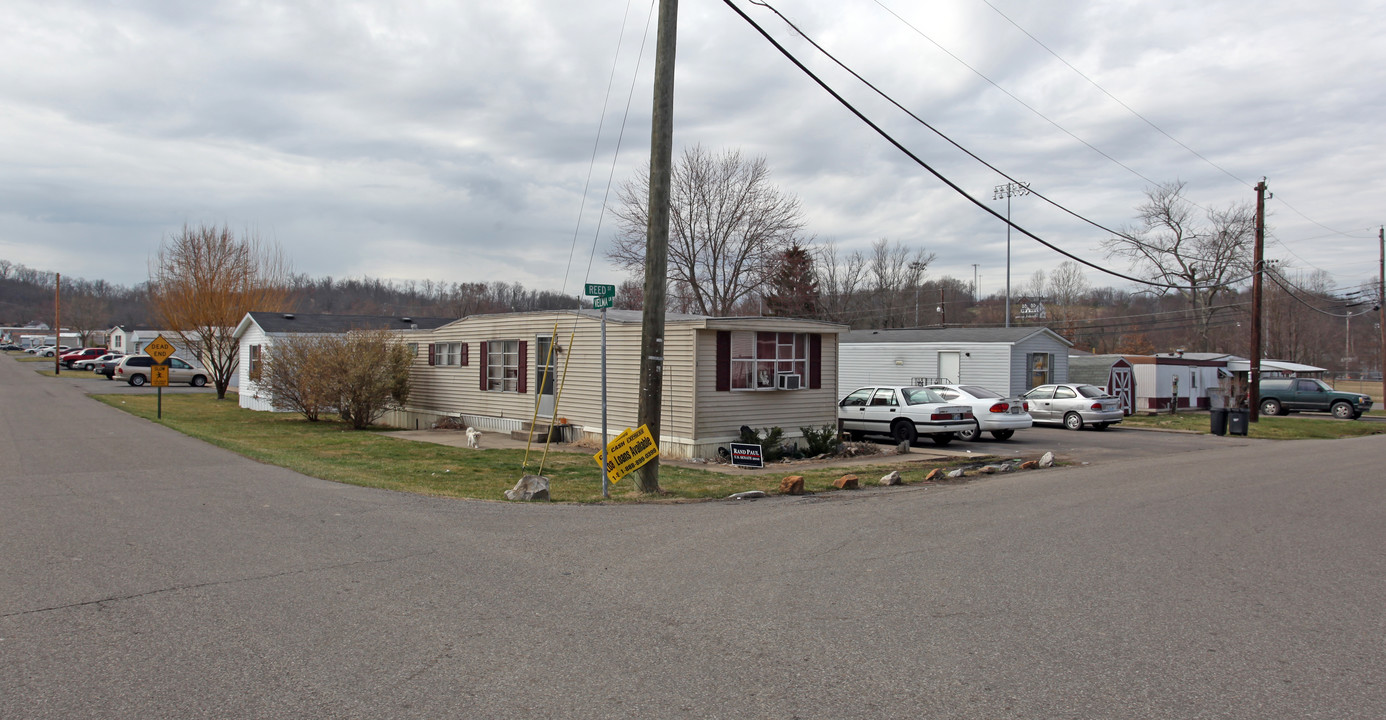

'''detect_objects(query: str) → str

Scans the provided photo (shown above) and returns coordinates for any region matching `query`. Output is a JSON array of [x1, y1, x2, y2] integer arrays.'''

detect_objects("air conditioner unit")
[[776, 373, 802, 390]]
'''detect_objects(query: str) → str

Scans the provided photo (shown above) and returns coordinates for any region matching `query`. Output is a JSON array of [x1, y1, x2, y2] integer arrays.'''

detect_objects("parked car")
[[1, 343, 23, 351], [60, 348, 108, 368], [838, 386, 975, 446], [75, 352, 123, 371], [924, 384, 1033, 441], [94, 355, 126, 380], [1258, 378, 1373, 419], [34, 346, 68, 357], [1022, 383, 1124, 430], [113, 355, 209, 387]]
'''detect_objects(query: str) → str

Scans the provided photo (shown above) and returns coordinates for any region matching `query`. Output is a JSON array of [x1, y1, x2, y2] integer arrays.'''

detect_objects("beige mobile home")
[[397, 310, 847, 459]]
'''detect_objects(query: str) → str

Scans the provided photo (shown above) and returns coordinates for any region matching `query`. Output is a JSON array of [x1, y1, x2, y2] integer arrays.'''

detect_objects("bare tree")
[[868, 238, 935, 327], [1103, 181, 1255, 350], [608, 145, 806, 316], [149, 224, 292, 399], [331, 329, 414, 429], [813, 240, 868, 324], [258, 333, 337, 421]]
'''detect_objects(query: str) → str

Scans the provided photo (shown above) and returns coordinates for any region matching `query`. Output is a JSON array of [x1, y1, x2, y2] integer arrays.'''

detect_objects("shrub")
[[738, 426, 787, 462], [799, 424, 840, 456]]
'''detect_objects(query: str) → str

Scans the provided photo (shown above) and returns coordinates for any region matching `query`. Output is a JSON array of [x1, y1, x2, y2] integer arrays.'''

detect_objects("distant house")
[[233, 312, 454, 412], [838, 327, 1074, 398], [108, 326, 194, 358], [395, 310, 848, 459]]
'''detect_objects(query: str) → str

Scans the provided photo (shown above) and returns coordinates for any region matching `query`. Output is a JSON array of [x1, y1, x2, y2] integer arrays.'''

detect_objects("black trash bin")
[[1210, 408, 1229, 436], [1228, 408, 1249, 436]]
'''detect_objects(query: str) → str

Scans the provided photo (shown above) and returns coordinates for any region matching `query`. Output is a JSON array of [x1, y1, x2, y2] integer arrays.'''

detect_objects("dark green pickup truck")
[[1258, 378, 1373, 419]]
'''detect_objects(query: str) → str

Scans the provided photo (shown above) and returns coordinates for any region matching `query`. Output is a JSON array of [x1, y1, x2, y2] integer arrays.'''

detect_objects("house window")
[[248, 344, 262, 382], [1026, 353, 1051, 389], [487, 340, 520, 392], [436, 342, 463, 366], [730, 331, 807, 390]]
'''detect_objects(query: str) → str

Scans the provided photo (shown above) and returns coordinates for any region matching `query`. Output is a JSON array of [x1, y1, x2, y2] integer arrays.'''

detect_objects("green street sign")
[[585, 283, 616, 298], [592, 296, 615, 309]]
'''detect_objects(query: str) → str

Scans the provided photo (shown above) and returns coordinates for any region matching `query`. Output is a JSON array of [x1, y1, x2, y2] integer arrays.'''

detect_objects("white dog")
[[465, 427, 482, 449]]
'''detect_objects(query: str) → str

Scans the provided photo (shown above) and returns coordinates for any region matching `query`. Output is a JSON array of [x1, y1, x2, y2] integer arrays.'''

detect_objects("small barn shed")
[[234, 312, 454, 412], [838, 327, 1074, 398], [1122, 353, 1229, 411], [1067, 355, 1136, 415], [398, 310, 847, 459]]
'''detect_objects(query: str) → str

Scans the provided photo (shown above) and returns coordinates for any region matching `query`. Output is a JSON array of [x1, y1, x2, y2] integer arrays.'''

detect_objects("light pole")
[[993, 181, 1030, 328], [910, 260, 927, 327]]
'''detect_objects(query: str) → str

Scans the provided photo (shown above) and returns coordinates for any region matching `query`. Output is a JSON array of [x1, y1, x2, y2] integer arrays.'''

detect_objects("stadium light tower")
[[993, 181, 1030, 328]]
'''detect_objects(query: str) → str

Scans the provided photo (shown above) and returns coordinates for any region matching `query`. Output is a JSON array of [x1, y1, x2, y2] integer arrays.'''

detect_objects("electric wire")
[[727, 0, 1257, 292]]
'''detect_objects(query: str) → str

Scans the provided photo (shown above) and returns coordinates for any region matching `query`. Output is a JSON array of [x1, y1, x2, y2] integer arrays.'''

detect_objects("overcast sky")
[[3, 0, 1384, 303]]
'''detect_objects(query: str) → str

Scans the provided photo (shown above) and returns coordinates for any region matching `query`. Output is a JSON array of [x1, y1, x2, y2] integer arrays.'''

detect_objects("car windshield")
[[959, 385, 1002, 399], [902, 387, 946, 405], [1076, 385, 1108, 398]]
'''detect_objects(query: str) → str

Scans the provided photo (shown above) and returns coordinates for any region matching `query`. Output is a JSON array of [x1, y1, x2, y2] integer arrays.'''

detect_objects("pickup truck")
[[1258, 378, 1373, 419]]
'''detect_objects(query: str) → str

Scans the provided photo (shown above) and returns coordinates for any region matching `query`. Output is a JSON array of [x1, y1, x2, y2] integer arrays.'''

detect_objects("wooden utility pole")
[[636, 0, 678, 494], [54, 273, 61, 375], [1379, 226, 1384, 405], [1249, 181, 1267, 422]]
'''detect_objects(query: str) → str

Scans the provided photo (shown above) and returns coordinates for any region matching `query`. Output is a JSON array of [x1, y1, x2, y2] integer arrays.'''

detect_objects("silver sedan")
[[1021, 383, 1124, 430]]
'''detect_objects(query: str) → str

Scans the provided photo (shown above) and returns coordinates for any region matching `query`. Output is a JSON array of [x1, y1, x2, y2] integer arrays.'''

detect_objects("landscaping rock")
[[1019, 460, 1039, 470], [880, 470, 902, 486], [923, 468, 943, 482], [1039, 451, 1054, 468], [505, 474, 550, 501], [834, 474, 859, 490], [779, 476, 805, 495], [896, 441, 912, 454], [946, 468, 965, 479], [727, 490, 768, 500]]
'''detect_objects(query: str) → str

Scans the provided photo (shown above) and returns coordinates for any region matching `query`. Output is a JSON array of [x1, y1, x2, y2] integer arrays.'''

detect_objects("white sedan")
[[925, 384, 1034, 441], [838, 386, 975, 446]]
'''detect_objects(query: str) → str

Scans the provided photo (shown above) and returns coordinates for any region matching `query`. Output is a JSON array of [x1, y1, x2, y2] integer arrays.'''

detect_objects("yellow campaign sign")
[[145, 335, 176, 363], [592, 425, 659, 484], [150, 365, 170, 387]]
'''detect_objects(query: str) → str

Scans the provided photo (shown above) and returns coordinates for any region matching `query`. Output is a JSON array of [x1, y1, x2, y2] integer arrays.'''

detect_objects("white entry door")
[[938, 351, 960, 384], [535, 336, 557, 418]]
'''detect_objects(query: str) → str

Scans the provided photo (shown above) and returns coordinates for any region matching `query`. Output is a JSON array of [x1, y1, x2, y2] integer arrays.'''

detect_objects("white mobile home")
[[838, 327, 1074, 398], [397, 310, 847, 459], [234, 312, 454, 411]]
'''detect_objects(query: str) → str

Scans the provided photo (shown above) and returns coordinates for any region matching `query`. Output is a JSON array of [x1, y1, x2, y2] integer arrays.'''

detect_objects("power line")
[[726, 0, 1253, 292]]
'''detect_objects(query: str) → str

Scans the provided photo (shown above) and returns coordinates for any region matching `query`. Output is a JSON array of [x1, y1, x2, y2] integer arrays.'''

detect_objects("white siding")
[[840, 342, 1018, 397], [694, 331, 839, 449], [237, 324, 278, 412]]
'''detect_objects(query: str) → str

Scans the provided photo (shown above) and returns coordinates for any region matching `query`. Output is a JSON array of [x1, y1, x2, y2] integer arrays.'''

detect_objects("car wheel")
[[1331, 402, 1355, 420], [129, 374, 147, 387], [1260, 399, 1283, 416], [891, 420, 918, 445], [991, 429, 1015, 441], [1063, 412, 1084, 431], [191, 375, 207, 387], [956, 422, 982, 442], [931, 433, 954, 446]]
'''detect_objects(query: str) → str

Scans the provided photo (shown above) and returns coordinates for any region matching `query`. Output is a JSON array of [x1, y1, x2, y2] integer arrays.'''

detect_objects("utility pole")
[[993, 181, 1029, 328], [938, 286, 946, 325], [971, 264, 980, 303], [1249, 180, 1267, 422], [1379, 226, 1384, 404], [53, 273, 61, 376], [635, 0, 678, 494]]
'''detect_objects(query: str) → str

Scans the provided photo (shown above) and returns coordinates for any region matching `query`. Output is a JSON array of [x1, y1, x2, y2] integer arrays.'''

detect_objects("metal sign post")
[[145, 335, 177, 420], [585, 284, 616, 498]]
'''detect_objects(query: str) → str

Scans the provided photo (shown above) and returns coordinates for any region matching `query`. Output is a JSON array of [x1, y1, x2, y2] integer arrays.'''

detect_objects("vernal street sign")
[[144, 335, 176, 363], [585, 283, 615, 297]]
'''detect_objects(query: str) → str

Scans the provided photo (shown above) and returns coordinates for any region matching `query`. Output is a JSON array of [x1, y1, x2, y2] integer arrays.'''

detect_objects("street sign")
[[585, 283, 616, 297], [145, 335, 176, 363], [593, 425, 659, 483], [150, 365, 169, 387], [592, 296, 614, 309]]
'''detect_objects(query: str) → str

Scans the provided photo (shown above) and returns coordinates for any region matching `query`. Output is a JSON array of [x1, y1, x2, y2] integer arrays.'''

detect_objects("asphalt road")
[[4, 355, 1385, 719]]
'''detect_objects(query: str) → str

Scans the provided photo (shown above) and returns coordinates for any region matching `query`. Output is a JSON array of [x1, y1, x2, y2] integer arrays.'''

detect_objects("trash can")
[[1228, 408, 1249, 436], [1210, 408, 1229, 436]]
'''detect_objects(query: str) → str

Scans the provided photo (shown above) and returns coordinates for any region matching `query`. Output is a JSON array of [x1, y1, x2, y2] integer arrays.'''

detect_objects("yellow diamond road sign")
[[145, 335, 176, 363]]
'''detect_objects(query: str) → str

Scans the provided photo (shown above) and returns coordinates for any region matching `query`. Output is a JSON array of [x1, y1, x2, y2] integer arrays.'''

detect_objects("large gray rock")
[[505, 474, 551, 501], [879, 470, 902, 486], [1039, 451, 1054, 468]]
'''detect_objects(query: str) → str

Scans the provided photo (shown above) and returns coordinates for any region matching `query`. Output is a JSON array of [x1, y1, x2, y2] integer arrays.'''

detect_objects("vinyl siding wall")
[[839, 342, 1015, 397], [237, 324, 276, 412], [693, 329, 839, 446], [1009, 335, 1071, 396]]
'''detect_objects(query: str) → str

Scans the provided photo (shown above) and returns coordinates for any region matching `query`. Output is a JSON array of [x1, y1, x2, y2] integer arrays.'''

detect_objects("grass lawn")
[[1328, 379, 1384, 404], [1122, 412, 1386, 439], [93, 393, 991, 503]]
